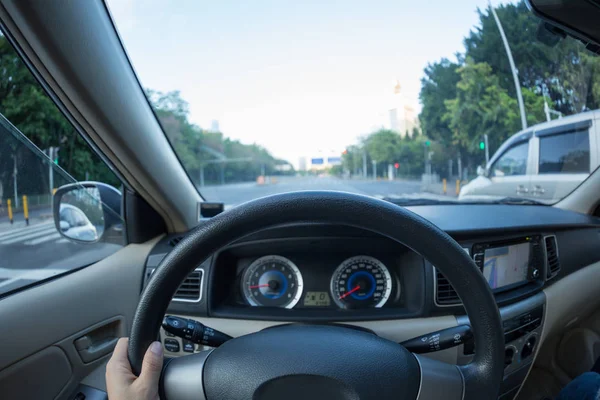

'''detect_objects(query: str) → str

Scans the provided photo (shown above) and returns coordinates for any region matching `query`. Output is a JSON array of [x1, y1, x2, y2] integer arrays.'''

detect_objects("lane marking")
[[24, 233, 62, 246], [0, 221, 54, 240], [0, 227, 58, 245]]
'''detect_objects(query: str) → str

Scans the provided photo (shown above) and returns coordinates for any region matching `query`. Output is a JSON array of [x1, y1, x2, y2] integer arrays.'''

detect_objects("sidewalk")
[[421, 181, 464, 198]]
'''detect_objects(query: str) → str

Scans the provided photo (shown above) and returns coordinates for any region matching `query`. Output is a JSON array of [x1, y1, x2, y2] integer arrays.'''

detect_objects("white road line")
[[55, 238, 69, 244], [0, 222, 54, 240], [24, 233, 61, 246], [0, 227, 57, 245]]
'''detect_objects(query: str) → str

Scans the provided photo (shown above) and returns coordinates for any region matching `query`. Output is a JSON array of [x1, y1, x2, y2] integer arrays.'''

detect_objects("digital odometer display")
[[303, 291, 331, 307], [330, 256, 393, 309], [241, 255, 304, 309]]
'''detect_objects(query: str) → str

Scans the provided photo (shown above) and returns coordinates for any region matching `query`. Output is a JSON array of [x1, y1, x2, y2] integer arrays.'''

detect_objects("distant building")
[[210, 120, 220, 132], [385, 80, 418, 137], [298, 157, 307, 171]]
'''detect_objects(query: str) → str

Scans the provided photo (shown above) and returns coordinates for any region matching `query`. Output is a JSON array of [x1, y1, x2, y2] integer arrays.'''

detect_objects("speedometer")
[[330, 256, 393, 309], [241, 255, 303, 309]]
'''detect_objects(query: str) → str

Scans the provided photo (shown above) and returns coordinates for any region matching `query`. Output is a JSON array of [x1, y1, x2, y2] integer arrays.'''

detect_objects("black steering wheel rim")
[[129, 191, 504, 399]]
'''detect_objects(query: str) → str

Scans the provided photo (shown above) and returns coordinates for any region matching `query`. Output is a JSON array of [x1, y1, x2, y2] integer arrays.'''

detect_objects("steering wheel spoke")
[[161, 350, 212, 400], [414, 355, 464, 400]]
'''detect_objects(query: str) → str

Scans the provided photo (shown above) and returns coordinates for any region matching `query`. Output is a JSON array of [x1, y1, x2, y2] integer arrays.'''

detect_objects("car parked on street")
[[460, 110, 599, 203]]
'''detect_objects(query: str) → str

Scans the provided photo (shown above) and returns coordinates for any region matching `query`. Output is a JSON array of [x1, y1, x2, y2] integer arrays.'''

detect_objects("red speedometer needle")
[[249, 284, 270, 289], [339, 286, 361, 300]]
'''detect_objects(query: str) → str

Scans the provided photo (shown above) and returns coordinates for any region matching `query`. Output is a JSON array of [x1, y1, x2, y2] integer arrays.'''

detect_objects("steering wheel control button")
[[182, 340, 195, 353], [164, 338, 180, 353], [162, 315, 232, 347], [400, 325, 472, 354]]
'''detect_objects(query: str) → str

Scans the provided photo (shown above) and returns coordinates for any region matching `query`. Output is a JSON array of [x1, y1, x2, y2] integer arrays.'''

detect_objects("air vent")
[[544, 235, 560, 279], [169, 236, 183, 247], [146, 268, 203, 302], [174, 269, 203, 302], [435, 269, 460, 305]]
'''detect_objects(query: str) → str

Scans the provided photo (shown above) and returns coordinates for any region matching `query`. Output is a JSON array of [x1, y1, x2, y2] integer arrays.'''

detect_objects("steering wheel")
[[129, 192, 504, 400]]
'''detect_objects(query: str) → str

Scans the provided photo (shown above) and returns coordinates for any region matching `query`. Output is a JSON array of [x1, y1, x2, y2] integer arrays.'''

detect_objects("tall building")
[[210, 120, 220, 132], [386, 80, 418, 137]]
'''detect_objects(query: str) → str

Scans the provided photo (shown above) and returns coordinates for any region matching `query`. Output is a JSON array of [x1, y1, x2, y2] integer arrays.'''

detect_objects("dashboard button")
[[164, 338, 180, 353]]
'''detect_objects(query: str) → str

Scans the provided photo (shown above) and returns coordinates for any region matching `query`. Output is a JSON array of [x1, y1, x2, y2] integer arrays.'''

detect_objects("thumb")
[[137, 341, 163, 388]]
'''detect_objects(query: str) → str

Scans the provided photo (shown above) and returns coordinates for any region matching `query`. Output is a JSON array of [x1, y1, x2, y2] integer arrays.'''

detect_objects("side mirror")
[[476, 165, 486, 177], [59, 220, 70, 232], [53, 182, 122, 244]]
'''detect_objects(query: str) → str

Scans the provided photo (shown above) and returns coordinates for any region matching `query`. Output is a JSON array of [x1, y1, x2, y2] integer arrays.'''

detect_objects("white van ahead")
[[459, 110, 600, 202]]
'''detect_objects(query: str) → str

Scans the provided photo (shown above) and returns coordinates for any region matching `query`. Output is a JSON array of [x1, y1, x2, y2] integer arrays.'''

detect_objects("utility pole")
[[48, 147, 54, 195], [372, 160, 377, 180], [13, 154, 18, 209], [363, 151, 367, 179], [484, 134, 490, 165], [489, 1, 527, 130]]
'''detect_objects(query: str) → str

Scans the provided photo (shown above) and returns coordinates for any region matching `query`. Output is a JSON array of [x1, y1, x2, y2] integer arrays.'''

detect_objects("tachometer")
[[241, 255, 303, 309], [330, 256, 393, 309]]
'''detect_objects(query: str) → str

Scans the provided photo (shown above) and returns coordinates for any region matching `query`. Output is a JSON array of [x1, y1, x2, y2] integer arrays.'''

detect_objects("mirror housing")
[[527, 0, 600, 54], [53, 182, 122, 244]]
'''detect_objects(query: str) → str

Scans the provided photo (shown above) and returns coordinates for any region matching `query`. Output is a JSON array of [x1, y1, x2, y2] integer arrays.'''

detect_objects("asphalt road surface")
[[200, 176, 424, 206], [0, 176, 430, 295]]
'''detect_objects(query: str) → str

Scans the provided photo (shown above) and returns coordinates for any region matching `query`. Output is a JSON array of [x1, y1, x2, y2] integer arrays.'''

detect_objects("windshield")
[[108, 0, 600, 207]]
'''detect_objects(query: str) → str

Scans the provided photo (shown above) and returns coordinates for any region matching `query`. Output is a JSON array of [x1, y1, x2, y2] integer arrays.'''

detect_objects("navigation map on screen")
[[482, 243, 530, 290]]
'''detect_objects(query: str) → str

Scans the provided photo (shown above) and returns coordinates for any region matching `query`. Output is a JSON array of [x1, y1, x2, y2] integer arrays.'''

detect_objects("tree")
[[464, 1, 600, 115], [444, 59, 547, 166], [363, 129, 402, 166], [419, 59, 461, 150]]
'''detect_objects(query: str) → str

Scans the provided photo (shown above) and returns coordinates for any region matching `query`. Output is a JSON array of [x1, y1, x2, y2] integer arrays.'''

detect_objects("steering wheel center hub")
[[202, 325, 420, 400]]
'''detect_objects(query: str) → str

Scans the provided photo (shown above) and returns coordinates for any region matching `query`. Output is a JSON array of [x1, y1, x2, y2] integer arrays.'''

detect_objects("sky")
[[107, 0, 493, 166]]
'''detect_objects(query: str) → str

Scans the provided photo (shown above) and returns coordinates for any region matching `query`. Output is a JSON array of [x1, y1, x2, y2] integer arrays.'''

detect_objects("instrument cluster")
[[239, 254, 396, 310]]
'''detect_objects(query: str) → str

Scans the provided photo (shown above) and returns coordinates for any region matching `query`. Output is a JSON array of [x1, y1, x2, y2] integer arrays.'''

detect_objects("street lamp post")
[[489, 1, 527, 131], [372, 160, 377, 180]]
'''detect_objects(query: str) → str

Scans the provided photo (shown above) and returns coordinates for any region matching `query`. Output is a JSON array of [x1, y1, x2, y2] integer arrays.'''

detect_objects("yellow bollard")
[[52, 188, 57, 195], [7, 199, 13, 224], [456, 180, 460, 196], [22, 195, 29, 226], [442, 178, 447, 195]]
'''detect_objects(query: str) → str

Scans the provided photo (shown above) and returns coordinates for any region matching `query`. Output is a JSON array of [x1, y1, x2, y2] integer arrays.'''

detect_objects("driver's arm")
[[106, 337, 163, 400]]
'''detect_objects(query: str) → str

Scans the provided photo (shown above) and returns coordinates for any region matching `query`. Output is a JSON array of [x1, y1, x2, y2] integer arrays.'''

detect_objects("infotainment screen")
[[482, 242, 530, 290]]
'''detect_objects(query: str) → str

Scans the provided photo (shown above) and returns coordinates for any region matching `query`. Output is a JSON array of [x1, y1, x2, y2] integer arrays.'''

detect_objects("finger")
[[138, 341, 163, 386], [106, 337, 130, 373], [106, 337, 134, 384]]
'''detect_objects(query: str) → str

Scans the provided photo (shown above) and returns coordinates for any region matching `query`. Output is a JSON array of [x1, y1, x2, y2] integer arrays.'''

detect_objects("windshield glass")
[[108, 0, 600, 207]]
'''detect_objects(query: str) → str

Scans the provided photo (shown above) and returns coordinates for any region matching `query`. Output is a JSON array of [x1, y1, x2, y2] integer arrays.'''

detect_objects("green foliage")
[[147, 90, 293, 185], [0, 34, 119, 200]]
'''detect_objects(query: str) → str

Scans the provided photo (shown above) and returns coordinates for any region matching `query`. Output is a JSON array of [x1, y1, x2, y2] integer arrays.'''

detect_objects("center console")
[[458, 292, 546, 400]]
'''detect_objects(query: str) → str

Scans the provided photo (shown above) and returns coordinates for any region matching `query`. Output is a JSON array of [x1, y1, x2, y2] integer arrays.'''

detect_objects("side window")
[[491, 141, 529, 177], [0, 31, 125, 297], [539, 130, 590, 174]]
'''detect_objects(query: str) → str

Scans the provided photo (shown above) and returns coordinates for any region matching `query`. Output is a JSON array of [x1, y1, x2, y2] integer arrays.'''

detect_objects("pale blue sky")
[[107, 0, 497, 165]]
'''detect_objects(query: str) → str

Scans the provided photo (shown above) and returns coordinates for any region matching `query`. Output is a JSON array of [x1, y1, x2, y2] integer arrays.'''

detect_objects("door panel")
[[0, 236, 160, 399]]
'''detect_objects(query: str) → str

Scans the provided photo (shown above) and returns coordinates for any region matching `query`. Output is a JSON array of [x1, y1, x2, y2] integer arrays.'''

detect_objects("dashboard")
[[144, 204, 600, 399]]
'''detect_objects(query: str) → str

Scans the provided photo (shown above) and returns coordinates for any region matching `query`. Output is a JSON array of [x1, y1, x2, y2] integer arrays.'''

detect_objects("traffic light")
[[52, 147, 59, 164], [394, 162, 399, 169], [425, 140, 431, 147], [479, 140, 485, 150], [342, 149, 348, 155]]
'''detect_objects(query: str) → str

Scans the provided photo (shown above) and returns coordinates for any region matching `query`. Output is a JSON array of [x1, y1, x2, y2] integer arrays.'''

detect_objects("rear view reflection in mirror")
[[58, 187, 104, 242]]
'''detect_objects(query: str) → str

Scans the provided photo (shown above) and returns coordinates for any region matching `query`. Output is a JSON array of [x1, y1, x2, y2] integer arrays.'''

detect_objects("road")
[[199, 175, 425, 206], [0, 176, 438, 295]]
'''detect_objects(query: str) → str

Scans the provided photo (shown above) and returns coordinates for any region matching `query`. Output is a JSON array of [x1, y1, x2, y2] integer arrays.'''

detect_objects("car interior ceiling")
[[1, 1, 600, 400]]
